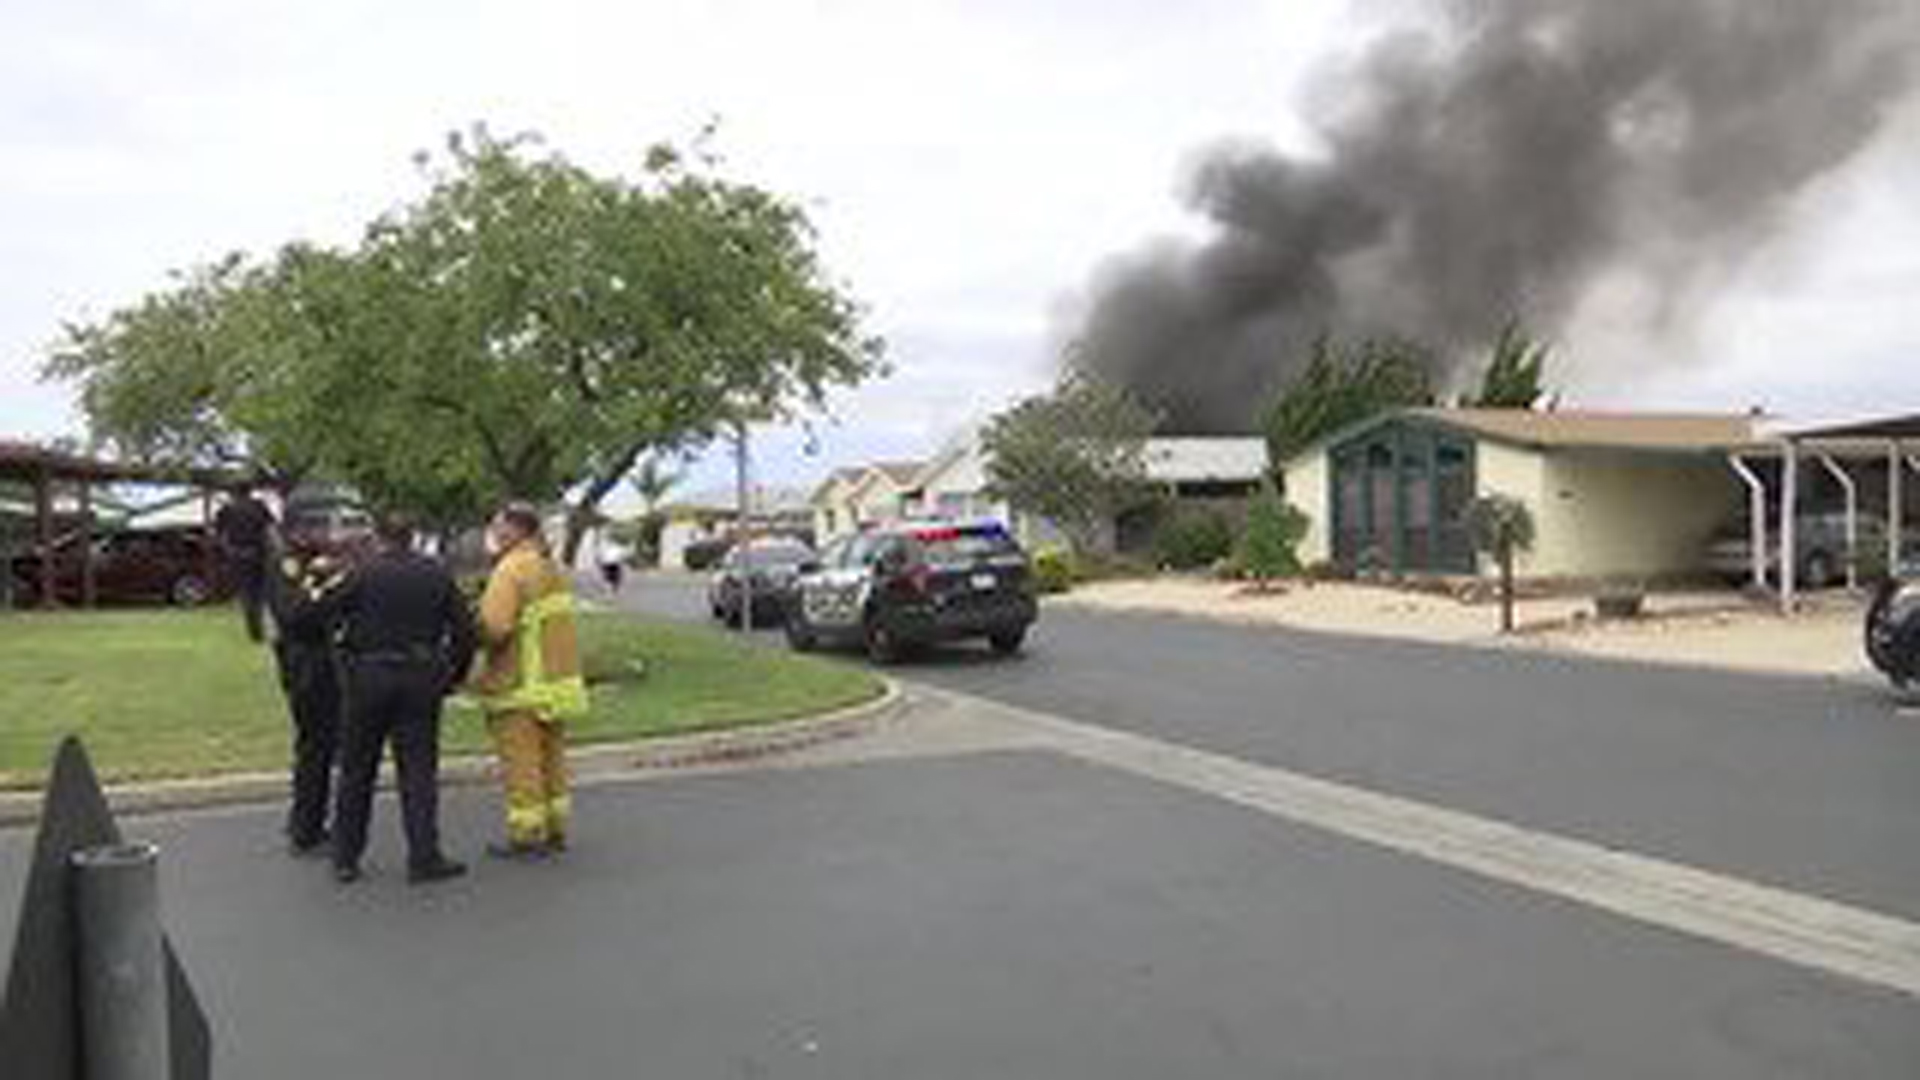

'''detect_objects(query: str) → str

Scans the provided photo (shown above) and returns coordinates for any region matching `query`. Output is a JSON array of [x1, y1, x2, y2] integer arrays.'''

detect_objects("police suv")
[[783, 520, 1038, 664]]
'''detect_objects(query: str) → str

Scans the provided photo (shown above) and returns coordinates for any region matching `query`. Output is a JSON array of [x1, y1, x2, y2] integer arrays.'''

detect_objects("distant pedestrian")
[[214, 484, 276, 642], [592, 526, 631, 594], [267, 523, 349, 857], [475, 502, 588, 859], [323, 513, 477, 885]]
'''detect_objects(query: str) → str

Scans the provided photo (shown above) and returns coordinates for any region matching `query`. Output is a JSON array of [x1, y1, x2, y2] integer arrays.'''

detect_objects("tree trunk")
[[559, 442, 649, 566]]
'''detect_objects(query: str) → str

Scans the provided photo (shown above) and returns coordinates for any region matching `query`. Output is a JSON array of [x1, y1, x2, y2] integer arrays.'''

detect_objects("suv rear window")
[[910, 525, 1021, 565]]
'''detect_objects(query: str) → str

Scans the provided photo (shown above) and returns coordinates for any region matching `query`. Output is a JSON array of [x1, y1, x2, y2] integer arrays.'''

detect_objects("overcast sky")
[[5, 0, 1917, 502]]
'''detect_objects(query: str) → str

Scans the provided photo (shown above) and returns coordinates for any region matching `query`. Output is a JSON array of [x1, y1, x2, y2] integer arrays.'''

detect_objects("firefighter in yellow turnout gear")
[[475, 503, 589, 858]]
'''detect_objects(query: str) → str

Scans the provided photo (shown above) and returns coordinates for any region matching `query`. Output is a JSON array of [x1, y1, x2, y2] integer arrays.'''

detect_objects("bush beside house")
[[1155, 510, 1236, 570], [1032, 546, 1077, 594], [1239, 486, 1309, 590]]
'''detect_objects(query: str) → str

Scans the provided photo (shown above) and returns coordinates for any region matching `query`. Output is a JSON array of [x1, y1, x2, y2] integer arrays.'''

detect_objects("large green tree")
[[1262, 335, 1436, 467], [44, 254, 299, 479], [45, 127, 884, 549], [981, 371, 1159, 553]]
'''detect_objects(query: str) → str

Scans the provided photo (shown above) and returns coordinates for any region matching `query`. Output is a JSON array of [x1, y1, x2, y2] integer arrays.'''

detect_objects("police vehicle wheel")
[[988, 627, 1026, 656], [864, 620, 903, 665], [785, 614, 817, 652], [170, 574, 212, 607]]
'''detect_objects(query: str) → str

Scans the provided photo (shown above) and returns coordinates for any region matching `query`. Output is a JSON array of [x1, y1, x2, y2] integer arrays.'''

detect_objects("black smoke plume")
[[1069, 0, 1920, 433]]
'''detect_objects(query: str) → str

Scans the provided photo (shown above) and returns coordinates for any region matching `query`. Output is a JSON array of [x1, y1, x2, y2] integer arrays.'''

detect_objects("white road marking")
[[944, 690, 1920, 1000]]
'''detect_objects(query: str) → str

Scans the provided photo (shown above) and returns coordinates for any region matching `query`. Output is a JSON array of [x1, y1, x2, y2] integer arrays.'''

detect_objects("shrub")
[[1239, 486, 1309, 588], [1031, 546, 1076, 594], [1154, 510, 1236, 570]]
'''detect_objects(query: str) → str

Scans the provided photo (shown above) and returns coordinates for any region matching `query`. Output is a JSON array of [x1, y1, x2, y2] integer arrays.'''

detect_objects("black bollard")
[[72, 843, 169, 1080]]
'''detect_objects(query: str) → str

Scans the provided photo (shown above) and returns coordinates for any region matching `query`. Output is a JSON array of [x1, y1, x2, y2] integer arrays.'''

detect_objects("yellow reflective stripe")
[[515, 591, 574, 686], [546, 795, 573, 824], [515, 677, 589, 720], [514, 588, 589, 720], [525, 592, 576, 621], [483, 585, 590, 719], [505, 801, 549, 843]]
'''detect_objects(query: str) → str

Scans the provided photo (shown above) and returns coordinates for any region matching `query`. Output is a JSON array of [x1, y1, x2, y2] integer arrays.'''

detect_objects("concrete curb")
[[0, 679, 904, 828], [1051, 595, 1882, 686]]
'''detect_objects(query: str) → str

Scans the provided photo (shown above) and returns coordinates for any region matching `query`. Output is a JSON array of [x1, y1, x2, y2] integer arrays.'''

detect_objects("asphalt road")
[[4, 754, 1916, 1078], [619, 572, 1920, 922], [0, 573, 1913, 1076]]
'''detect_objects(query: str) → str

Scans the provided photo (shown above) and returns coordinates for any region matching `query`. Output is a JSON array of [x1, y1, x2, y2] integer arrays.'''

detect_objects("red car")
[[7, 526, 231, 608]]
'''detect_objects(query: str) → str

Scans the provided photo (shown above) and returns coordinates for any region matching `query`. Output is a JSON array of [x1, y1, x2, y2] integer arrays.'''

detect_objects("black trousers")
[[275, 642, 341, 846], [231, 557, 267, 641], [332, 661, 445, 870]]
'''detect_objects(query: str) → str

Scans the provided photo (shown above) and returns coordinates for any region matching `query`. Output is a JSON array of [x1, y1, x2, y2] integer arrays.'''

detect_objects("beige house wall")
[[1281, 415, 1747, 581], [1530, 453, 1738, 579], [1282, 452, 1332, 564], [1474, 441, 1550, 575]]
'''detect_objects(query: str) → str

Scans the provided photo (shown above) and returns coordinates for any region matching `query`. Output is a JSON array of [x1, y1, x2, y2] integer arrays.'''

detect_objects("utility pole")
[[735, 421, 752, 634]]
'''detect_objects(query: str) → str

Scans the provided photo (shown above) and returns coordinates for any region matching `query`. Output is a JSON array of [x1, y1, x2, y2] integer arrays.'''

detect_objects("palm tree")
[[1466, 495, 1536, 633], [628, 455, 684, 516]]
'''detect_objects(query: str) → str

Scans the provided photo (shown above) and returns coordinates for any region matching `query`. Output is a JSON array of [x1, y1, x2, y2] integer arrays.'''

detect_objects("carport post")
[[1816, 452, 1858, 591], [1780, 440, 1798, 613], [1728, 455, 1768, 590], [1891, 442, 1905, 579], [200, 487, 217, 595], [34, 464, 54, 609], [79, 478, 97, 608]]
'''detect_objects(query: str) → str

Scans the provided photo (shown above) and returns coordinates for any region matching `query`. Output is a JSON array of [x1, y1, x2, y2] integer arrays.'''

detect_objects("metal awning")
[[0, 442, 239, 611], [1726, 412, 1920, 611]]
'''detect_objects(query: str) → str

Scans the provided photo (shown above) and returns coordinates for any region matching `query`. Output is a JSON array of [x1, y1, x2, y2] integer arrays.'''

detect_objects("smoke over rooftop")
[[1068, 0, 1920, 433]]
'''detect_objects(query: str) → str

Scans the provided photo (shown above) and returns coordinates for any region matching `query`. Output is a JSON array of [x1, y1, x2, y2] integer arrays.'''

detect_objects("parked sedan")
[[1705, 511, 1918, 588], [708, 538, 817, 627], [7, 525, 230, 608], [784, 520, 1037, 663]]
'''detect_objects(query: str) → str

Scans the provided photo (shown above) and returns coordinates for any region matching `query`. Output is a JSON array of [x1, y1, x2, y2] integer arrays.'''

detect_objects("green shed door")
[[1433, 437, 1476, 573], [1328, 422, 1476, 574]]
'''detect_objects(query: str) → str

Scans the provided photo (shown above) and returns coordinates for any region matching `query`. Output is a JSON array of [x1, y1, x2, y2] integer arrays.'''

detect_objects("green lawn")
[[0, 607, 882, 787]]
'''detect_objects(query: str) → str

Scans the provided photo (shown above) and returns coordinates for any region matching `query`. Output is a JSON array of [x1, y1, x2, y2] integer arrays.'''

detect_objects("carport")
[[0, 441, 237, 610], [1726, 413, 1920, 611]]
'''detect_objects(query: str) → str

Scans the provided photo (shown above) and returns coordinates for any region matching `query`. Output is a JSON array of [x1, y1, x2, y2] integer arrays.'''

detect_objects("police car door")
[[803, 534, 878, 632]]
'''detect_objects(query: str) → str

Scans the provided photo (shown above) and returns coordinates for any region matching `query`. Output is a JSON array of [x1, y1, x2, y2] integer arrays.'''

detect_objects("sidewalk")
[[1054, 577, 1872, 679]]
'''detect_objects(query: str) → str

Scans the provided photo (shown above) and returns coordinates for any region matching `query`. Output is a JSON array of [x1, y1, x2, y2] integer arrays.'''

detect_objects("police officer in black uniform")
[[214, 484, 276, 642], [323, 513, 477, 885], [267, 522, 347, 857]]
